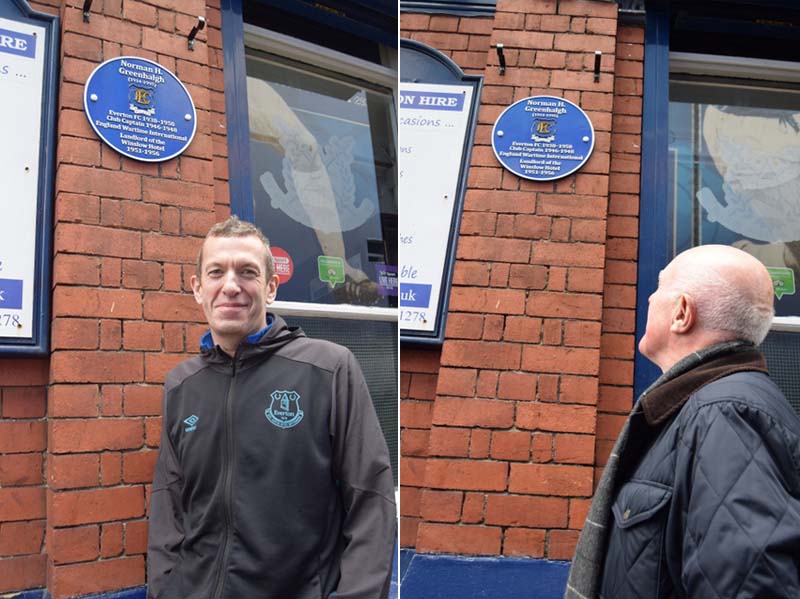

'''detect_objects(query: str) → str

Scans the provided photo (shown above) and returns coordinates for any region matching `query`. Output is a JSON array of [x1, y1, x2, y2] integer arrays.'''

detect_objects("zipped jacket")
[[147, 316, 396, 599], [599, 349, 800, 599]]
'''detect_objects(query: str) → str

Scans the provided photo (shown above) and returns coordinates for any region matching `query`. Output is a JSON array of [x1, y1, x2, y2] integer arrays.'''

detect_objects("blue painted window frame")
[[0, 0, 58, 356], [221, 0, 399, 239], [220, 0, 253, 221], [634, 3, 670, 397]]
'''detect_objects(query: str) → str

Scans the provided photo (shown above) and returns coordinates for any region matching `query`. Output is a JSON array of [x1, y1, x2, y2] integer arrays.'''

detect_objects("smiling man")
[[146, 216, 396, 599]]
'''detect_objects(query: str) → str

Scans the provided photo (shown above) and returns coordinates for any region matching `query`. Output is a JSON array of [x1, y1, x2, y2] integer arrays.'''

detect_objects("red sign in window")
[[271, 246, 294, 285]]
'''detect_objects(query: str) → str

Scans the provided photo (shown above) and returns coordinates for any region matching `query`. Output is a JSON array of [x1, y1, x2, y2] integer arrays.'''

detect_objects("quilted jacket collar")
[[640, 341, 768, 427]]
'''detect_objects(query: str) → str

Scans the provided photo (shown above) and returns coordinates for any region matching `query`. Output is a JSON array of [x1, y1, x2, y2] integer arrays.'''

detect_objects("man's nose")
[[222, 271, 240, 294]]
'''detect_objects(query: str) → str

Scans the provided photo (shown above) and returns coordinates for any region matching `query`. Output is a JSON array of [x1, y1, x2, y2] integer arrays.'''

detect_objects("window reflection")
[[246, 52, 397, 307], [669, 78, 800, 317]]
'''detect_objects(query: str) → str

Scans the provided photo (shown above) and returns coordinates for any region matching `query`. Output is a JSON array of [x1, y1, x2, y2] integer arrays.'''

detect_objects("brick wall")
[[0, 359, 49, 592], [399, 347, 440, 546], [595, 23, 643, 472], [0, 1, 229, 596], [399, 0, 643, 561]]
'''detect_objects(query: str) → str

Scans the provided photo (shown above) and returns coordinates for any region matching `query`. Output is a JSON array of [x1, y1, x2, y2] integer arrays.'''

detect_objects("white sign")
[[0, 17, 45, 339], [399, 83, 474, 333]]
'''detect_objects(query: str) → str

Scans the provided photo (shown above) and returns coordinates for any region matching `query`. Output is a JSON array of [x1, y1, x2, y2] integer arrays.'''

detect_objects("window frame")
[[222, 9, 398, 321], [636, 7, 800, 396]]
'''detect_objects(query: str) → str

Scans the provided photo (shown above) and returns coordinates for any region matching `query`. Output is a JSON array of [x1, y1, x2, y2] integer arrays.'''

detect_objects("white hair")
[[670, 264, 774, 345]]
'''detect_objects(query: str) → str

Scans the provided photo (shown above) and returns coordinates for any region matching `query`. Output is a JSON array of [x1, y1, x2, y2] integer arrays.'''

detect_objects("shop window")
[[245, 28, 398, 312], [667, 54, 800, 414]]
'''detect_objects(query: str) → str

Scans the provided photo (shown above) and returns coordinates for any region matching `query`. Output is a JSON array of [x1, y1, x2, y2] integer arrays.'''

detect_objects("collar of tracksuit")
[[199, 314, 275, 352]]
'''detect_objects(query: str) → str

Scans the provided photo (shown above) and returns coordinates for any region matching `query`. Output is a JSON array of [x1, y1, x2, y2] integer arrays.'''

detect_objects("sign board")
[[399, 82, 475, 336], [492, 95, 595, 181], [84, 56, 196, 162], [0, 1, 58, 354]]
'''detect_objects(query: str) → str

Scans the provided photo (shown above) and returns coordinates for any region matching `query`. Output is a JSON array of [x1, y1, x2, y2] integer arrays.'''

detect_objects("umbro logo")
[[184, 414, 199, 433]]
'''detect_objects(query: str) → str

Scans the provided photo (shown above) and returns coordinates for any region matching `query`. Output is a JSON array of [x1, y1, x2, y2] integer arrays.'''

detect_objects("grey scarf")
[[563, 341, 754, 599]]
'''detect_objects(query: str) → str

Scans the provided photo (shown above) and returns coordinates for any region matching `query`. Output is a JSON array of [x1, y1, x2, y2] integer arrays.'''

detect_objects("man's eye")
[[242, 269, 258, 277], [207, 269, 223, 277]]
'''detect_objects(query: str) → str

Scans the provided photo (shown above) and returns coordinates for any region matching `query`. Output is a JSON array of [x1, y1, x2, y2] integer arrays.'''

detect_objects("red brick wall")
[[596, 24, 644, 472], [400, 0, 640, 560], [0, 1, 229, 596], [0, 359, 49, 592], [399, 347, 440, 546]]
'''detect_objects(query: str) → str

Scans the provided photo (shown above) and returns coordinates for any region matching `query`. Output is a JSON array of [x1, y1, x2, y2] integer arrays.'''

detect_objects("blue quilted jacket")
[[600, 365, 800, 599]]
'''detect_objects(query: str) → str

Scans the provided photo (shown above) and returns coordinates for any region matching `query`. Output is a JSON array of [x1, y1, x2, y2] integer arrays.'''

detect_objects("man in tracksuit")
[[147, 217, 396, 599]]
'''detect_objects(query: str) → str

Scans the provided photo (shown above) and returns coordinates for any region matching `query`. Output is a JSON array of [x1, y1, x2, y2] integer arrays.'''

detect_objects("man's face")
[[638, 264, 679, 370], [191, 235, 278, 346]]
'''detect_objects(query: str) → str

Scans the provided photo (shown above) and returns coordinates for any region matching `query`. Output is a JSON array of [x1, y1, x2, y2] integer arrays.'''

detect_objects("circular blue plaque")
[[84, 56, 197, 162], [492, 95, 595, 181]]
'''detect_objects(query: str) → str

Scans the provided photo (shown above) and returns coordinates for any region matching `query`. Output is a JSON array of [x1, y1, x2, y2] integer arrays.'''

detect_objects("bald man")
[[566, 245, 800, 599]]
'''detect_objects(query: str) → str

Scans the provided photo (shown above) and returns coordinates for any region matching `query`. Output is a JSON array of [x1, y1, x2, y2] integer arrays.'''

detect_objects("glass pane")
[[246, 50, 397, 307], [669, 74, 800, 416], [669, 78, 800, 317]]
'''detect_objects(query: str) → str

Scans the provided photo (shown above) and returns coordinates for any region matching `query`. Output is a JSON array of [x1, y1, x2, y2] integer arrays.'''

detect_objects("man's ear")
[[265, 274, 279, 305], [191, 274, 203, 305], [670, 293, 696, 334]]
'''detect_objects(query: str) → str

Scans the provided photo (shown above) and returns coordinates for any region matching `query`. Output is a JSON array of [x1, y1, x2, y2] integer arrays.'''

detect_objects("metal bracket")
[[188, 16, 206, 51], [82, 0, 92, 22], [494, 43, 506, 76], [594, 50, 602, 82]]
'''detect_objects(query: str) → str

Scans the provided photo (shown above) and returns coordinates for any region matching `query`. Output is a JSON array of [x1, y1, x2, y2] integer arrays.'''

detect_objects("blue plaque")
[[84, 56, 197, 162], [492, 96, 595, 181]]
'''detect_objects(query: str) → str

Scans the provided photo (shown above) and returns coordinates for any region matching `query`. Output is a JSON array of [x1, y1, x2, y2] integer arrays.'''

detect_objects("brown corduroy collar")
[[640, 349, 768, 426]]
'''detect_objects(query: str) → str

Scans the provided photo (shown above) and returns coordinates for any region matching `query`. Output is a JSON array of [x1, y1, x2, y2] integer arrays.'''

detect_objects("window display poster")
[[670, 102, 800, 317], [248, 77, 390, 307], [399, 82, 474, 333], [0, 16, 46, 340]]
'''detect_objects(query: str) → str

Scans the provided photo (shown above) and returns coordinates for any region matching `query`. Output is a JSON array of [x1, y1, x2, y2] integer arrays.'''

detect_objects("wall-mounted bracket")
[[494, 43, 506, 76], [82, 0, 92, 22], [594, 50, 602, 82], [188, 16, 206, 51]]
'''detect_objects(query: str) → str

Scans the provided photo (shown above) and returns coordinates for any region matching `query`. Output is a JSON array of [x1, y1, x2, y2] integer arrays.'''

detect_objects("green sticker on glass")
[[767, 267, 795, 300], [318, 256, 345, 287]]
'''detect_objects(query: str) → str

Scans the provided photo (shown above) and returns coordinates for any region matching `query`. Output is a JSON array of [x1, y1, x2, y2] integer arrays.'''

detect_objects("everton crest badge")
[[129, 83, 156, 116], [531, 118, 556, 142], [265, 390, 304, 429]]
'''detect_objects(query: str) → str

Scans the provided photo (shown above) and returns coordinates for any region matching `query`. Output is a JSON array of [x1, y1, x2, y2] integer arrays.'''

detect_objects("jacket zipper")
[[212, 358, 238, 599]]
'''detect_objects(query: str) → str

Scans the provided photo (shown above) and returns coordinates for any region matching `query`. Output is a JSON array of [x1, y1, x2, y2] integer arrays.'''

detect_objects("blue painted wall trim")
[[634, 1, 670, 399], [7, 546, 401, 599], [220, 0, 254, 222], [400, 550, 570, 599], [0, 587, 144, 599]]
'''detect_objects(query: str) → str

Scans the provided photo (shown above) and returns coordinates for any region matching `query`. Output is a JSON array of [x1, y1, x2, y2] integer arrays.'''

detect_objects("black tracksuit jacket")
[[147, 316, 396, 599]]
